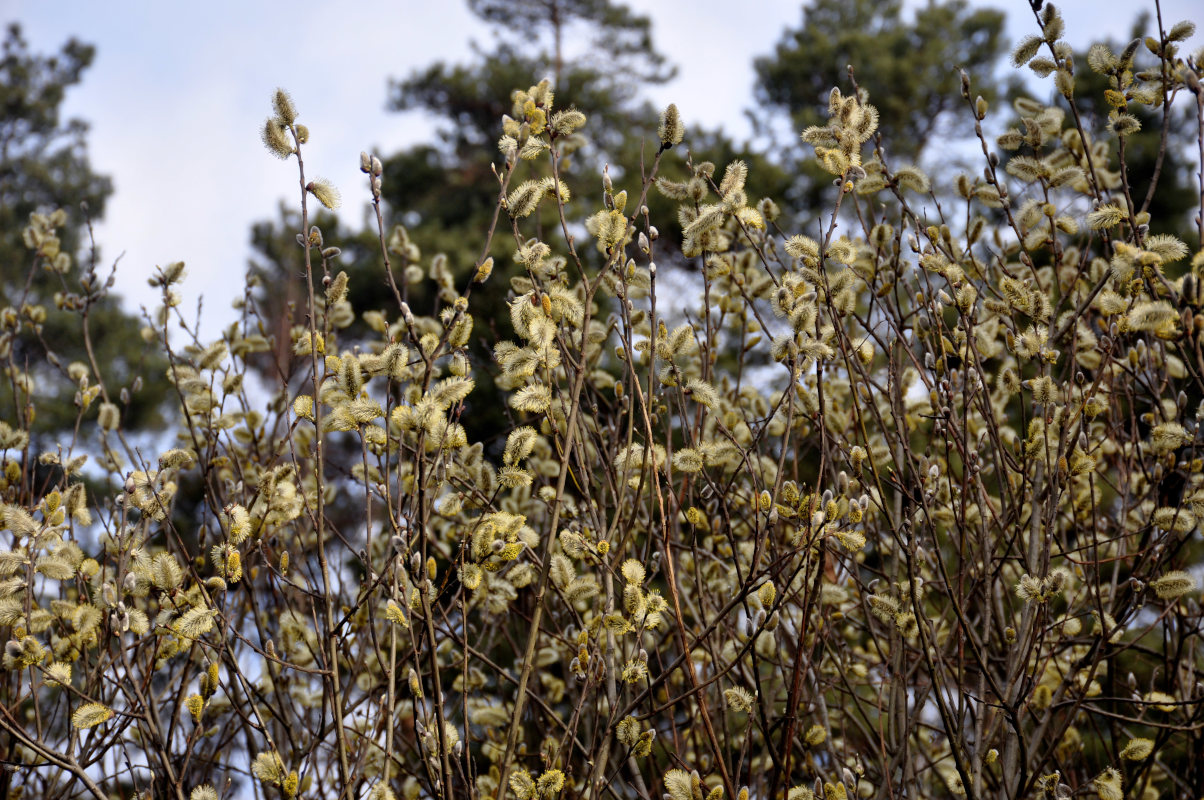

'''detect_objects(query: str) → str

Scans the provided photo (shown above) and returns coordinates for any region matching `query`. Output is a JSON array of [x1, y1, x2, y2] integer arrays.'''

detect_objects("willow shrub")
[[4, 6, 1204, 800]]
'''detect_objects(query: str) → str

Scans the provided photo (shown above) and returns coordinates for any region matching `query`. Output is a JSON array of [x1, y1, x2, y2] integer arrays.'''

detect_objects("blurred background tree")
[[378, 0, 795, 277], [1064, 12, 1199, 241], [0, 24, 109, 261], [241, 0, 1202, 451], [753, 0, 1011, 217], [0, 23, 168, 445], [246, 0, 1023, 356], [754, 0, 1011, 160], [246, 0, 792, 448], [382, 0, 675, 270]]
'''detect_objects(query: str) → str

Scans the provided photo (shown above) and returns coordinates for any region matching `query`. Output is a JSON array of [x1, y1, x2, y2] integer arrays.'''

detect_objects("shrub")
[[2, 6, 1203, 800]]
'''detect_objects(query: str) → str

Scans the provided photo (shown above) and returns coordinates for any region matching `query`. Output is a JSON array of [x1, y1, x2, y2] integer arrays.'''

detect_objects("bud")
[[474, 257, 494, 283], [261, 117, 293, 159], [1150, 570, 1197, 600], [658, 104, 685, 148], [758, 490, 772, 513], [98, 402, 120, 432], [408, 668, 422, 698], [306, 179, 341, 210], [272, 88, 297, 125]]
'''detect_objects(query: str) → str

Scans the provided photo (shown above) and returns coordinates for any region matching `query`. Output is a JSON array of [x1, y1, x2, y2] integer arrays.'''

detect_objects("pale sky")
[[5, 0, 1201, 339]]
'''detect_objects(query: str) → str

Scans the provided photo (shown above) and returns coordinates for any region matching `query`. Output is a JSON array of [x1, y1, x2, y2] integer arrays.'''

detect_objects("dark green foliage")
[[754, 0, 1008, 162], [750, 0, 1009, 229], [381, 0, 676, 270], [0, 24, 169, 438], [245, 0, 790, 447], [467, 0, 674, 86], [380, 1, 796, 283], [756, 0, 1011, 220], [0, 23, 110, 264], [1069, 13, 1198, 241]]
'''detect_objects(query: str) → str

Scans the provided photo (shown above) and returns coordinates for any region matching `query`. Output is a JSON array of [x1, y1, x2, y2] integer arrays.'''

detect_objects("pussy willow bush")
[[4, 5, 1204, 800]]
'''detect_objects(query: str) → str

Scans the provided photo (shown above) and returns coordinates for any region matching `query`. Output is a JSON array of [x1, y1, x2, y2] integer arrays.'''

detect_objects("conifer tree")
[[247, 0, 790, 444], [754, 0, 1009, 162], [752, 0, 1010, 228], [1058, 12, 1198, 240], [0, 24, 168, 444]]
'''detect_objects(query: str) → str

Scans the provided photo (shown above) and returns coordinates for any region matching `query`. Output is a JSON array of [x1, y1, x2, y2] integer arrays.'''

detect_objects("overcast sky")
[[6, 0, 1201, 339]]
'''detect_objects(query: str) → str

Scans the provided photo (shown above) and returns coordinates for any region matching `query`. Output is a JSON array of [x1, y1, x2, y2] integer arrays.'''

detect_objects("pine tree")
[[754, 0, 1009, 163], [0, 24, 169, 444], [751, 0, 1010, 229], [1063, 12, 1198, 241], [247, 0, 791, 445]]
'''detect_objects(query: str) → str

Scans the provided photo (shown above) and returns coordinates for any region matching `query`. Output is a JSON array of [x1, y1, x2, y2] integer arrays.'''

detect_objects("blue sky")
[[5, 0, 1201, 338]]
